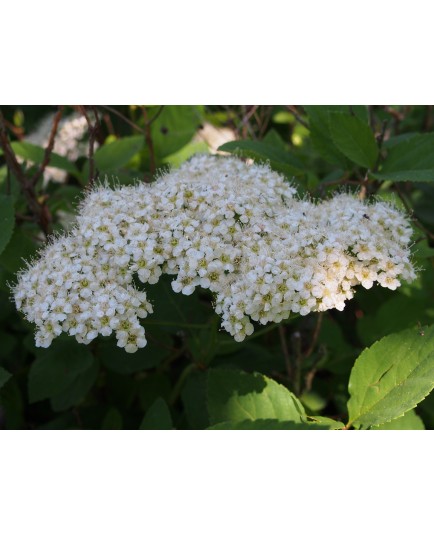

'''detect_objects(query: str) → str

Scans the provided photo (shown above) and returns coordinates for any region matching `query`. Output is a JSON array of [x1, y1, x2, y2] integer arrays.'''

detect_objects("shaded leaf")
[[381, 133, 434, 173], [218, 139, 304, 176], [328, 112, 378, 168], [28, 340, 93, 403], [0, 195, 15, 256], [207, 369, 306, 426], [99, 331, 169, 375], [371, 170, 434, 182], [305, 105, 351, 167], [139, 397, 172, 429], [101, 408, 123, 430], [0, 226, 39, 275], [50, 358, 99, 412], [181, 371, 209, 429], [347, 325, 434, 428], [0, 366, 11, 390]]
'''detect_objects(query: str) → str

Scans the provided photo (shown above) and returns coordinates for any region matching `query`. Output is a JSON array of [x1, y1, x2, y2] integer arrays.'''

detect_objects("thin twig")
[[279, 325, 293, 380], [303, 313, 324, 360], [147, 105, 164, 127], [143, 106, 156, 179], [80, 106, 100, 187], [286, 105, 309, 129], [304, 364, 318, 393], [30, 106, 64, 185], [98, 105, 145, 134], [291, 331, 303, 396], [0, 111, 51, 235], [373, 119, 388, 173]]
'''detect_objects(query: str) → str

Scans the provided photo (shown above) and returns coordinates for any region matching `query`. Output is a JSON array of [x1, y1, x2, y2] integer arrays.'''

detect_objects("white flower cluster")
[[13, 154, 416, 352]]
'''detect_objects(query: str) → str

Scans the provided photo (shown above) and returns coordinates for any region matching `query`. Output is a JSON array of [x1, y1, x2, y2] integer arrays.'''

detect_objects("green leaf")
[[371, 170, 434, 182], [0, 226, 39, 275], [347, 325, 434, 428], [151, 106, 203, 159], [181, 371, 209, 429], [99, 331, 169, 375], [371, 409, 425, 430], [0, 195, 15, 256], [144, 275, 211, 332], [94, 135, 145, 171], [28, 340, 94, 403], [50, 358, 99, 412], [207, 369, 306, 426], [328, 112, 379, 168], [306, 416, 345, 430], [101, 408, 123, 430], [163, 140, 209, 167], [381, 133, 434, 173], [0, 378, 24, 429], [304, 106, 351, 167], [4, 141, 79, 176], [218, 139, 304, 176], [139, 397, 172, 429], [357, 293, 434, 347], [0, 366, 12, 390], [208, 419, 328, 430]]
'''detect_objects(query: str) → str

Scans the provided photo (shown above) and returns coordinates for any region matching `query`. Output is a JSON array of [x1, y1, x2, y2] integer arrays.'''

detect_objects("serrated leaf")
[[208, 419, 328, 430], [207, 369, 306, 426], [381, 133, 434, 173], [218, 139, 304, 176], [0, 366, 12, 390], [304, 106, 352, 167], [371, 409, 425, 430], [0, 195, 15, 256], [306, 416, 345, 430], [94, 135, 144, 171], [50, 358, 99, 412], [371, 170, 434, 182], [139, 397, 172, 429], [347, 325, 434, 428], [28, 340, 94, 403], [181, 371, 209, 429], [328, 112, 379, 168]]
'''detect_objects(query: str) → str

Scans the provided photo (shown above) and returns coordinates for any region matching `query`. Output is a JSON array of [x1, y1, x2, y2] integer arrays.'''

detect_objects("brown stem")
[[287, 105, 309, 129], [279, 324, 292, 380], [291, 331, 303, 396], [304, 313, 324, 360], [142, 106, 156, 179], [0, 111, 51, 236], [98, 105, 145, 134], [80, 106, 100, 187], [30, 106, 64, 186]]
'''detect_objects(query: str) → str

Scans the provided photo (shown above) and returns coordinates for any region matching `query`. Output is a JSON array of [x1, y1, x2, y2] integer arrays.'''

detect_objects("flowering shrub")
[[13, 155, 415, 352], [1, 105, 434, 431]]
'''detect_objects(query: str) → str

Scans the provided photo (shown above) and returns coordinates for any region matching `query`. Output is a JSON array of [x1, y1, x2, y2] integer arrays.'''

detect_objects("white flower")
[[13, 154, 416, 352]]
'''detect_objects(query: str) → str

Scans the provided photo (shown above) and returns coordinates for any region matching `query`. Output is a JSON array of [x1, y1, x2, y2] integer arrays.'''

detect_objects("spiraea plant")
[[13, 155, 416, 352], [2, 105, 434, 431]]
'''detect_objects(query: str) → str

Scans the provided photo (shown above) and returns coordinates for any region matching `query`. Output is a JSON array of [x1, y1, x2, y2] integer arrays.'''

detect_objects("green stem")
[[169, 362, 197, 405]]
